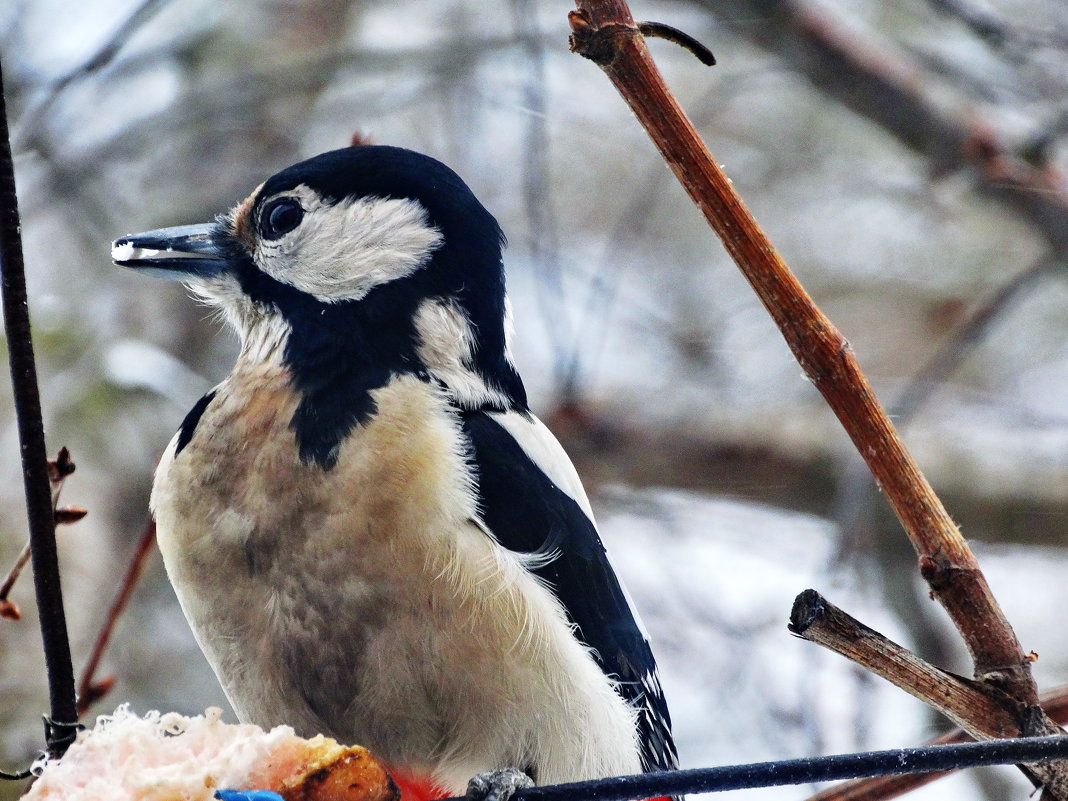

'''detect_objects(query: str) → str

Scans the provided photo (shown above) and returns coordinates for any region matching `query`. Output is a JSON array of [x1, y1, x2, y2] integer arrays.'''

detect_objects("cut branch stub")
[[569, 13, 636, 67], [790, 590, 1068, 795], [789, 590, 1025, 738]]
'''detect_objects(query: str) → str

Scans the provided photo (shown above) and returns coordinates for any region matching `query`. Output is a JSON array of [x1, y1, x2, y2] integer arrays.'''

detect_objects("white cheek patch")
[[253, 187, 444, 303]]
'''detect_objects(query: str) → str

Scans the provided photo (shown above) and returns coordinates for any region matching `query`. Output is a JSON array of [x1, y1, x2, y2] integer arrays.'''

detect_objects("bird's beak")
[[112, 223, 230, 280]]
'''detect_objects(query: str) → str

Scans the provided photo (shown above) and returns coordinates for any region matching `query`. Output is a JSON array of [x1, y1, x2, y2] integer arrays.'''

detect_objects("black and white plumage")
[[113, 145, 677, 795]]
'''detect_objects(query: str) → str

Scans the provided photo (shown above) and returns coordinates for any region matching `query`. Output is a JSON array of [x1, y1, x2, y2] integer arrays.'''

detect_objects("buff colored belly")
[[151, 368, 641, 792]]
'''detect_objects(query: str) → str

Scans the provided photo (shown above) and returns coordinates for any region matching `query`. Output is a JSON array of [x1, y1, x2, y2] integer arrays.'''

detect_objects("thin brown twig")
[[76, 519, 157, 717], [0, 448, 82, 621], [0, 441, 145, 717], [567, 1, 1067, 793], [0, 541, 31, 620], [636, 21, 716, 65]]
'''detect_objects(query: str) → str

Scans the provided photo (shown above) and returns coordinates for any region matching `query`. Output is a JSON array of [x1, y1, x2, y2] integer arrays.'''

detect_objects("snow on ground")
[[598, 486, 1044, 800]]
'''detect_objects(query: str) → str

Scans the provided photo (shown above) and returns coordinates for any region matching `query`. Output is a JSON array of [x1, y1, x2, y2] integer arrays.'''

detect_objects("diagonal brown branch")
[[567, 0, 1031, 696], [567, 0, 1066, 794]]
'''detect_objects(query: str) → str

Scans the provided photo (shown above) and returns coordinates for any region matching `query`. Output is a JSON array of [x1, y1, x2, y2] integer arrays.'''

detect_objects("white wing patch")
[[252, 186, 444, 303], [486, 410, 595, 520], [486, 410, 654, 646]]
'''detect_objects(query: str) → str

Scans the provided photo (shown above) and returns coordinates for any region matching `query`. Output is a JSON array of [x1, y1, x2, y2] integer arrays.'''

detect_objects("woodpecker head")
[[114, 145, 528, 466]]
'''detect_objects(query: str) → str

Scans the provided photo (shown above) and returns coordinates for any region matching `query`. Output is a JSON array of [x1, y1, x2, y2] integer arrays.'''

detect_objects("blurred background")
[[2, 0, 1068, 799]]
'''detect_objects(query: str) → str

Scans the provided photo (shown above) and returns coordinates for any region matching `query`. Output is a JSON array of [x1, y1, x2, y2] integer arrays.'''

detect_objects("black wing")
[[459, 409, 678, 773]]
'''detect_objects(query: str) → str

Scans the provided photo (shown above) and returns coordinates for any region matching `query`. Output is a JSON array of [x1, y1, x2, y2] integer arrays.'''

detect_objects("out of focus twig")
[[0, 447, 84, 622], [833, 256, 1059, 560], [700, 0, 1068, 260], [12, 0, 174, 147], [77, 519, 157, 716], [889, 258, 1057, 425], [926, 0, 1068, 51], [513, 0, 573, 401]]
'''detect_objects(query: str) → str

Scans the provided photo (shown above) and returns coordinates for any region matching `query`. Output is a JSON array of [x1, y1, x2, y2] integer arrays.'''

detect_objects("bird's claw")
[[465, 767, 534, 801]]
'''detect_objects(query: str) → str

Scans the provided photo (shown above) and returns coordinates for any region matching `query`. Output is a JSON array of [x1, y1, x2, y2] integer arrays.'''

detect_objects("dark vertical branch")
[[0, 59, 79, 756]]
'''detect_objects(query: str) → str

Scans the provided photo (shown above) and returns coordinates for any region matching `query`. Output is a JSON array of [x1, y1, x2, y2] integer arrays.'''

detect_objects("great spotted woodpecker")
[[113, 145, 677, 800]]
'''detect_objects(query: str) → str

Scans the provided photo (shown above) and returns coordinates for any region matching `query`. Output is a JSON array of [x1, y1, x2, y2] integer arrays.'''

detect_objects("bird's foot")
[[465, 768, 534, 801]]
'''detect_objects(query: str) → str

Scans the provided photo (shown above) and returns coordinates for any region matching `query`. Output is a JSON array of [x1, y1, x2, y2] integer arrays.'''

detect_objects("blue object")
[[214, 790, 285, 801]]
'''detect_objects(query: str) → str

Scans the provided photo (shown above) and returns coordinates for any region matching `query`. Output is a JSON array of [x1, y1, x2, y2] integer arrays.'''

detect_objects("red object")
[[388, 769, 448, 801]]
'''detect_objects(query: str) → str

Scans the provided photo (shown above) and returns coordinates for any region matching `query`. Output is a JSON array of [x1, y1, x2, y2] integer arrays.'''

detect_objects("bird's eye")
[[260, 198, 304, 240]]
